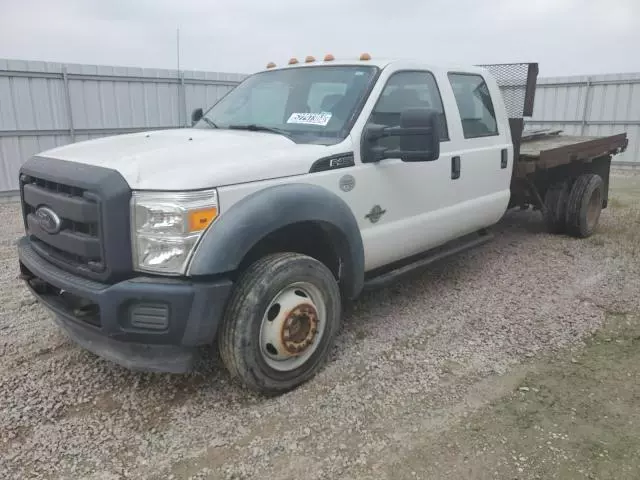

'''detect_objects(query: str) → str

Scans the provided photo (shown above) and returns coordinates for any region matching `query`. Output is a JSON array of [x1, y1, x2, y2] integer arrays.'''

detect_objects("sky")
[[0, 0, 638, 78]]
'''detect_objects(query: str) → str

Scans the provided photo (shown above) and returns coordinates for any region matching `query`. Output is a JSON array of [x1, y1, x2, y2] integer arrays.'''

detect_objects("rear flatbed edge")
[[515, 132, 628, 176]]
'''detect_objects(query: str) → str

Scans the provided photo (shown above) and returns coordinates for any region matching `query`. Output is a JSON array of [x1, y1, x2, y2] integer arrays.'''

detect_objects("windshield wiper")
[[228, 124, 291, 137], [201, 117, 218, 129]]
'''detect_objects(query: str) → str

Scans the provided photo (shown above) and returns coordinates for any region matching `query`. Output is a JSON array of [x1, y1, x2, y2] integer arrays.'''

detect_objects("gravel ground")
[[1, 171, 639, 480]]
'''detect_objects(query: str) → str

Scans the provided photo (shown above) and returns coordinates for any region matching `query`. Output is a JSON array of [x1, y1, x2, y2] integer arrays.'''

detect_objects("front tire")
[[218, 253, 342, 395]]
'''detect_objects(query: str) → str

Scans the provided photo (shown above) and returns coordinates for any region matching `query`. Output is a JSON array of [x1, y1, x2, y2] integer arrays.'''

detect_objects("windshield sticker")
[[287, 112, 332, 126]]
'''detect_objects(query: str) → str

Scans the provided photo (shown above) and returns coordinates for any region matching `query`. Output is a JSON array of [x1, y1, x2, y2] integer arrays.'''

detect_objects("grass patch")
[[387, 312, 640, 479]]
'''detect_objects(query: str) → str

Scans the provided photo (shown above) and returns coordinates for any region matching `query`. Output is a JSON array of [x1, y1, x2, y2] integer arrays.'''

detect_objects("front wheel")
[[218, 253, 342, 395]]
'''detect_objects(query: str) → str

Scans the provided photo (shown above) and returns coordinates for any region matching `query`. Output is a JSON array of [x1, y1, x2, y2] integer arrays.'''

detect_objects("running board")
[[363, 230, 494, 291]]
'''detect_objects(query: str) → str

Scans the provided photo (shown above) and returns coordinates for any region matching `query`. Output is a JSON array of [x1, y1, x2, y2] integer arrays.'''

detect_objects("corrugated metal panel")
[[3, 60, 638, 192], [528, 72, 640, 164], [0, 58, 244, 192]]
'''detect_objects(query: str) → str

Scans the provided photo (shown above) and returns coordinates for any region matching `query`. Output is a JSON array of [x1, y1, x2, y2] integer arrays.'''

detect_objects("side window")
[[448, 73, 498, 139], [369, 71, 449, 142]]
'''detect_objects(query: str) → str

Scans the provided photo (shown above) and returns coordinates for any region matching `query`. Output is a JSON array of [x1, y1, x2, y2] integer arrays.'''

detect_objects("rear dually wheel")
[[565, 173, 604, 238]]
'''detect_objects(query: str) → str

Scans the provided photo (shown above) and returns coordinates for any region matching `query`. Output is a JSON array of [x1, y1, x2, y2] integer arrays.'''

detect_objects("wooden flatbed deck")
[[514, 131, 628, 177]]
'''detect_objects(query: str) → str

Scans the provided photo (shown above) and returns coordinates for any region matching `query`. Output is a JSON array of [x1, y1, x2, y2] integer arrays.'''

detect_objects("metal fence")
[[526, 72, 640, 165], [0, 58, 244, 193], [2, 59, 639, 194]]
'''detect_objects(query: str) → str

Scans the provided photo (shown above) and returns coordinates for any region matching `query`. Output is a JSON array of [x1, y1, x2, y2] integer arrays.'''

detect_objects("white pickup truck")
[[17, 55, 628, 394]]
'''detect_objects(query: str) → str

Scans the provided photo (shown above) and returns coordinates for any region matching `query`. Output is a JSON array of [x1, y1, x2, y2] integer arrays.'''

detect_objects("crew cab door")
[[349, 69, 462, 271], [444, 72, 513, 228]]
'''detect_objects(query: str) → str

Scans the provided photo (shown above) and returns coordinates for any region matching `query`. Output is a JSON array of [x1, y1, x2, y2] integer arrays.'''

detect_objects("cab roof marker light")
[[305, 55, 316, 63], [324, 54, 335, 61], [266, 62, 276, 69], [288, 57, 299, 65], [360, 53, 372, 61]]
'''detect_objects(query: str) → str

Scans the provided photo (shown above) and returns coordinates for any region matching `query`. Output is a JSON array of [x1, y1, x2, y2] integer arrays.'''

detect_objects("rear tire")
[[543, 181, 570, 234], [565, 173, 604, 238], [218, 253, 342, 395]]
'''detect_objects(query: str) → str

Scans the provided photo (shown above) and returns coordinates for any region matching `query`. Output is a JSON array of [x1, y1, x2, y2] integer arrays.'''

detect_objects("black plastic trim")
[[309, 152, 355, 173], [23, 183, 99, 223], [18, 237, 233, 361], [451, 156, 461, 180], [20, 157, 133, 282], [27, 215, 101, 257], [188, 183, 365, 299]]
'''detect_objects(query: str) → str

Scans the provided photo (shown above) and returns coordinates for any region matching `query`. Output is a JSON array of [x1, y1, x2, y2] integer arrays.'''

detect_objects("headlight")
[[131, 189, 219, 274]]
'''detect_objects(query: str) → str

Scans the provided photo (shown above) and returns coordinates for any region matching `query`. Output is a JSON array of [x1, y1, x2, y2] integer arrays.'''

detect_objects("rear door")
[[444, 72, 513, 229]]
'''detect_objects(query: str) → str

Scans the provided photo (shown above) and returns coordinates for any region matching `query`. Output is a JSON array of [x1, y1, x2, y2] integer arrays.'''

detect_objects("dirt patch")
[[387, 312, 640, 480]]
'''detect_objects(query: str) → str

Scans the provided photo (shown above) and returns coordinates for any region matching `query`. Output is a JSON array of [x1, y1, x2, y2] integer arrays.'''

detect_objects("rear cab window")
[[448, 73, 498, 139]]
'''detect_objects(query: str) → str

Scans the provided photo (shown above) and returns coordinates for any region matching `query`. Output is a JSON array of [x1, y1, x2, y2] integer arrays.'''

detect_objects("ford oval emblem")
[[35, 206, 62, 234]]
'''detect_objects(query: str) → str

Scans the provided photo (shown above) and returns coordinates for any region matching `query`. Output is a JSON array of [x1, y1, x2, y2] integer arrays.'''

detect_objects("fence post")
[[580, 77, 592, 136], [180, 72, 187, 127], [62, 66, 76, 142]]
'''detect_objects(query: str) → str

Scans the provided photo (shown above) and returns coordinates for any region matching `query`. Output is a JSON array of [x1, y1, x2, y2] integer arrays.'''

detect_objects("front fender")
[[187, 183, 364, 299]]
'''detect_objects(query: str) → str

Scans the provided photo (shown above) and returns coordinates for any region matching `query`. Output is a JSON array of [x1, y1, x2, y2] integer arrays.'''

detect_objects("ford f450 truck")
[[17, 55, 628, 394]]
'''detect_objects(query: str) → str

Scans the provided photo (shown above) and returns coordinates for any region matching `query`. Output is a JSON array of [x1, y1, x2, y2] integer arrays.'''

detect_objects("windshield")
[[193, 65, 379, 144]]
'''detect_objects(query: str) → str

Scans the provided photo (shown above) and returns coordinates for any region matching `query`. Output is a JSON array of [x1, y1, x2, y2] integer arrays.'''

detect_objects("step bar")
[[363, 229, 493, 291]]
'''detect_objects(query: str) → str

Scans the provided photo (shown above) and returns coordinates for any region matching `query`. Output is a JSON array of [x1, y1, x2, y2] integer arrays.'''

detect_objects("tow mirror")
[[191, 108, 204, 125]]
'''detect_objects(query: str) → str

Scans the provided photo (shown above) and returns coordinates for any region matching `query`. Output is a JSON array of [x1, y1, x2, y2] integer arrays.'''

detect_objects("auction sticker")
[[287, 112, 332, 126]]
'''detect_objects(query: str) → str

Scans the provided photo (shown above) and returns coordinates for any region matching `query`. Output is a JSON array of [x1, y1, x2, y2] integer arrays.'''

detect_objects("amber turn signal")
[[187, 207, 218, 232]]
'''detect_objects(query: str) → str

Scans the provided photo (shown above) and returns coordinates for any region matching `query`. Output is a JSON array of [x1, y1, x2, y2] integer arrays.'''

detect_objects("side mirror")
[[362, 108, 440, 163], [191, 108, 204, 125]]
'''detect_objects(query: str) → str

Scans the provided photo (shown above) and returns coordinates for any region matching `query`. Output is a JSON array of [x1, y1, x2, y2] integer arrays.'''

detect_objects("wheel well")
[[235, 221, 342, 283]]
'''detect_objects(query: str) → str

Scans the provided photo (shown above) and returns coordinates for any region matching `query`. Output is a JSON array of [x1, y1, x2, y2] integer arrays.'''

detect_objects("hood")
[[39, 128, 341, 190]]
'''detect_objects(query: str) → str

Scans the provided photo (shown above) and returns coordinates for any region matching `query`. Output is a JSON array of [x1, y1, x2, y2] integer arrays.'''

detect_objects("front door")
[[348, 70, 461, 271]]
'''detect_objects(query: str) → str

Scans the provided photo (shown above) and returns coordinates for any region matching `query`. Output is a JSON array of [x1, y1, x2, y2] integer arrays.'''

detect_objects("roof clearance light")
[[305, 55, 316, 63], [360, 53, 372, 61], [266, 62, 276, 69], [288, 57, 299, 65], [324, 54, 335, 61]]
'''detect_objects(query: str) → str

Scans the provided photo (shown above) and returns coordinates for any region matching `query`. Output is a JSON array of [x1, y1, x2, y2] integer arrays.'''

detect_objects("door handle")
[[451, 156, 461, 180], [501, 149, 508, 169]]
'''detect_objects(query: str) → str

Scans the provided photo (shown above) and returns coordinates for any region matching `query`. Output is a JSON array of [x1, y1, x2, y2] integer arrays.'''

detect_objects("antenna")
[[176, 28, 181, 73]]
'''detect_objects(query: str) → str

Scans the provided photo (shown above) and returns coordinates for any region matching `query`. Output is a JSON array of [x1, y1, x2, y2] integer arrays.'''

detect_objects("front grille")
[[20, 174, 106, 274], [20, 156, 133, 283]]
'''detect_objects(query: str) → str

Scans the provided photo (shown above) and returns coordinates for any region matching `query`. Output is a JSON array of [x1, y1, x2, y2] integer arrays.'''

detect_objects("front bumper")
[[18, 237, 233, 373]]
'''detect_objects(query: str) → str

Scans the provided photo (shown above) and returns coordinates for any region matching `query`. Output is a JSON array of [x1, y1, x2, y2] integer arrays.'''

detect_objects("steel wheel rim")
[[259, 282, 327, 372]]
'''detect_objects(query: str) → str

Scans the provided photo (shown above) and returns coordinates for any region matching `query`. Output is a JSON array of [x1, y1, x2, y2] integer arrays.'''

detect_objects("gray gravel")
[[1, 171, 639, 480]]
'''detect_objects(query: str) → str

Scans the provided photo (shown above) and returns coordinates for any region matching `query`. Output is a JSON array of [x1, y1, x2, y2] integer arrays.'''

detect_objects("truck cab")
[[17, 55, 620, 394]]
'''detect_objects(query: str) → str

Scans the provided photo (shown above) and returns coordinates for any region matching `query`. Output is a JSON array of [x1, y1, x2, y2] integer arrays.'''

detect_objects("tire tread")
[[218, 253, 341, 395], [565, 173, 604, 238]]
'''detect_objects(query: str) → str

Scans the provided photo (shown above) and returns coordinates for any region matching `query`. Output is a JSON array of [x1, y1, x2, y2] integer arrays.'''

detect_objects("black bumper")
[[18, 237, 233, 373]]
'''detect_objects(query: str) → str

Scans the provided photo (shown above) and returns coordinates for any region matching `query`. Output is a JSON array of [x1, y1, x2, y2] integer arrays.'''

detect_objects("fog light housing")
[[128, 303, 170, 331]]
